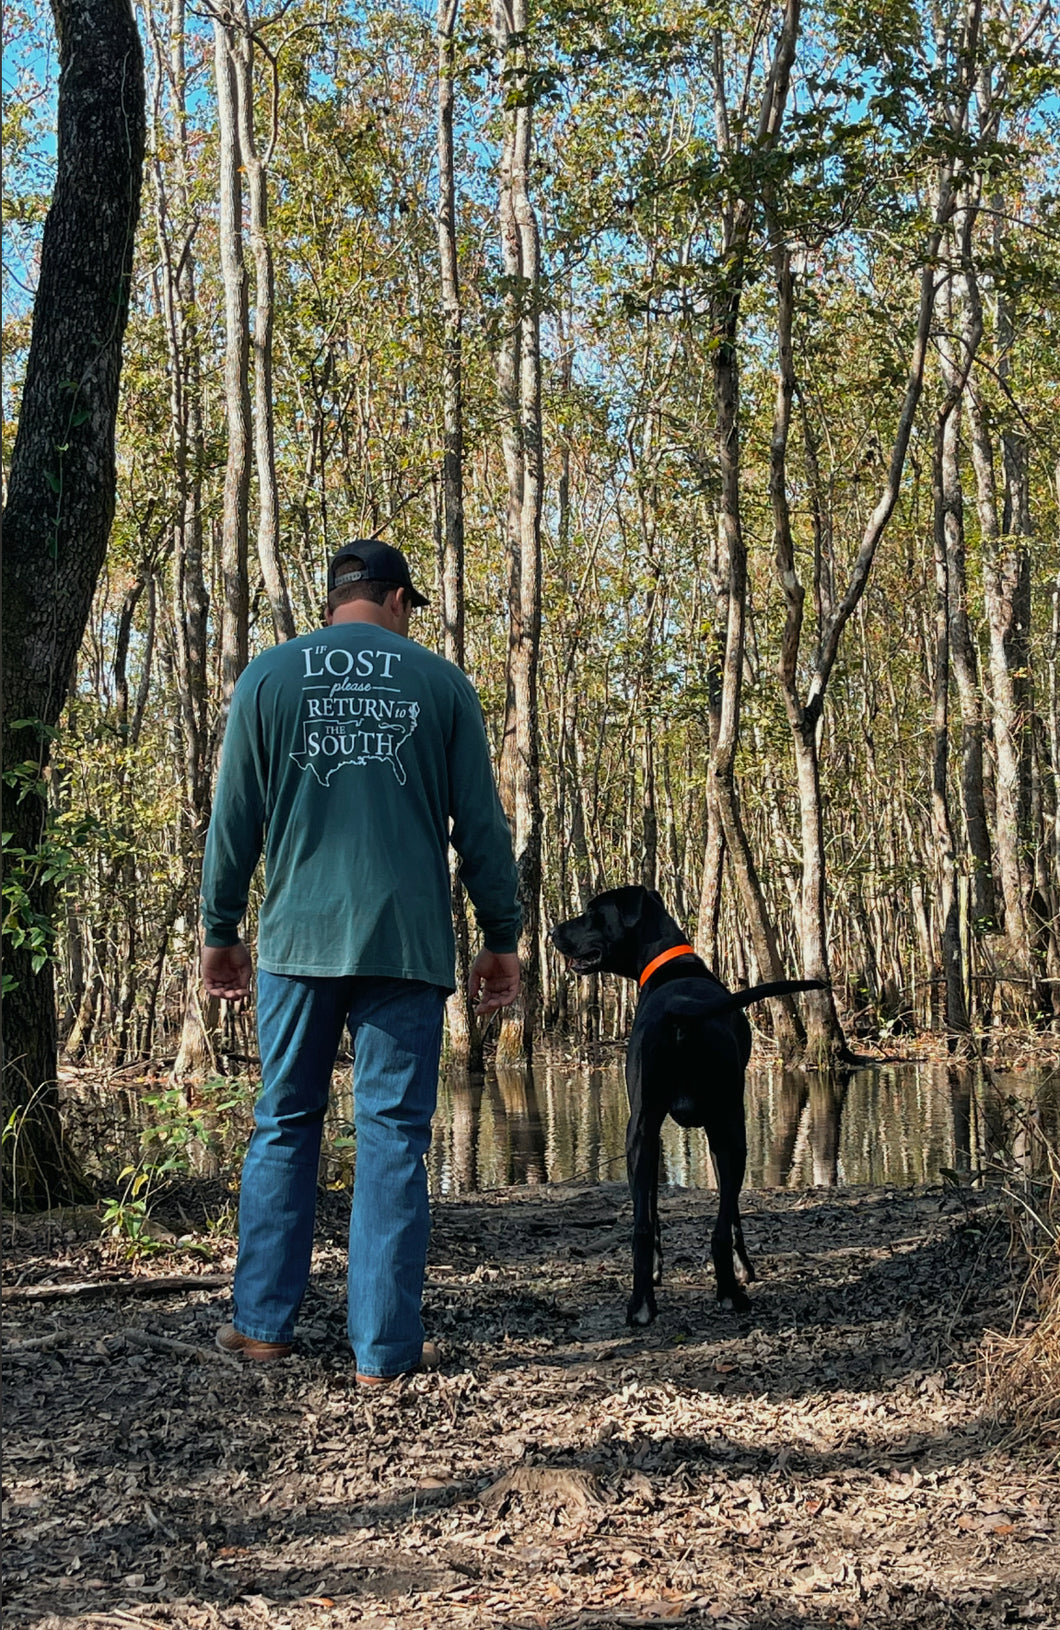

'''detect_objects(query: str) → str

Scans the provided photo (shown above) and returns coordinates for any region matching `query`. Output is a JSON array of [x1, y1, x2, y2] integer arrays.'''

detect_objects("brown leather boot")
[[215, 1322, 293, 1363]]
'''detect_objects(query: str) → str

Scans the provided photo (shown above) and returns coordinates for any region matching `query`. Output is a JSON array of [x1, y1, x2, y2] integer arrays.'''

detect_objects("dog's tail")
[[664, 980, 827, 1027], [721, 978, 828, 1015]]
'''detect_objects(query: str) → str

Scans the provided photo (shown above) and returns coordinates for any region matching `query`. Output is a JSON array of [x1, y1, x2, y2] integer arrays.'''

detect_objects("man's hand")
[[468, 949, 520, 1017], [202, 941, 253, 1004]]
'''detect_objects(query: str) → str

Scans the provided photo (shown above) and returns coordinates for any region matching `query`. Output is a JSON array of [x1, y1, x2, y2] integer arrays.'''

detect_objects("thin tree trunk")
[[937, 215, 995, 941], [701, 2, 806, 1055], [494, 0, 543, 1063], [932, 416, 971, 1043], [174, 11, 252, 1080], [437, 0, 465, 671], [437, 0, 481, 1066], [967, 297, 1044, 1013], [214, 12, 250, 706], [962, 23, 1047, 1012], [768, 236, 848, 1062], [147, 0, 210, 817], [232, 0, 295, 643]]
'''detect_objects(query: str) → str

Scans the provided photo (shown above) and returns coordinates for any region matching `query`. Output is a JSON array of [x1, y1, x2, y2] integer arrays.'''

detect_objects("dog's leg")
[[652, 1144, 663, 1287], [706, 1144, 753, 1283], [710, 1139, 751, 1312], [732, 1204, 756, 1286], [626, 1112, 662, 1326]]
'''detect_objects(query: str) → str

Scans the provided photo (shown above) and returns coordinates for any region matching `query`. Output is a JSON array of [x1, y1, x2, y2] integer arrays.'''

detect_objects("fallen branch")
[[122, 1327, 235, 1364], [2, 1271, 231, 1303], [4, 1330, 67, 1357]]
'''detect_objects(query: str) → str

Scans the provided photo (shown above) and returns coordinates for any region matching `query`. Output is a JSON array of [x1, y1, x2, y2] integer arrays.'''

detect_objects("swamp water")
[[422, 1056, 1060, 1197], [67, 1054, 1059, 1199]]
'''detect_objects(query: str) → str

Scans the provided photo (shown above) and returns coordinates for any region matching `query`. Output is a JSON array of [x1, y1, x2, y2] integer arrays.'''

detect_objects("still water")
[[421, 1057, 1059, 1197], [70, 1053, 1058, 1198]]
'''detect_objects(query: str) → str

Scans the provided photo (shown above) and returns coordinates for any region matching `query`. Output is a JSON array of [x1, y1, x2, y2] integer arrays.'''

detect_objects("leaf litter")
[[3, 1178, 1058, 1630]]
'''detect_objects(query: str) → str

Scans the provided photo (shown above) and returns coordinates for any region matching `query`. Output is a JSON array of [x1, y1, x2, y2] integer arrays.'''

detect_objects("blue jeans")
[[232, 970, 447, 1376]]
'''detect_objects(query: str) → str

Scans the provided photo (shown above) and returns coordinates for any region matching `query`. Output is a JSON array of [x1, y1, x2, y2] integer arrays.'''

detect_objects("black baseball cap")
[[327, 540, 430, 607]]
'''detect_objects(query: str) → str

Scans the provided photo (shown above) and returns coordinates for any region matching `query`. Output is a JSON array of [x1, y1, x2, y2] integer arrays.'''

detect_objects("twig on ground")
[[122, 1326, 236, 1364], [5, 1330, 68, 1357]]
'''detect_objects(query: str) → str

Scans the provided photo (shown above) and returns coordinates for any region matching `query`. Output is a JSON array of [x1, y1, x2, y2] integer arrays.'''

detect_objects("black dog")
[[551, 886, 825, 1325]]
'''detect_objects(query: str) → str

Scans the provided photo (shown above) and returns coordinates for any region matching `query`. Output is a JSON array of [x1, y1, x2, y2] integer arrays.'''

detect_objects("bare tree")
[[493, 0, 544, 1064], [436, 0, 483, 1064], [697, 0, 807, 1058]]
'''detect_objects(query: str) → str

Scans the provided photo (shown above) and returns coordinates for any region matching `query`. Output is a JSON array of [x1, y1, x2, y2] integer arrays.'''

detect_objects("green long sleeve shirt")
[[200, 623, 521, 990]]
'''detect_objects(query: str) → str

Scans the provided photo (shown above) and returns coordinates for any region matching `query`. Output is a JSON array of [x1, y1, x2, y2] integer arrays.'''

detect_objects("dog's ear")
[[648, 889, 665, 907], [602, 897, 625, 935]]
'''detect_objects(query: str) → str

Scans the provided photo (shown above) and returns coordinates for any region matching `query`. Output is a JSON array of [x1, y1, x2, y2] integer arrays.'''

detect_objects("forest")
[[2, 0, 1060, 1179], [4, 7, 1060, 1629]]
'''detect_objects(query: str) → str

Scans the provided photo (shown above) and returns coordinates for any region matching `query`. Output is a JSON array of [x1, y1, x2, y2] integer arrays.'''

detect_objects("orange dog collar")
[[639, 943, 696, 987]]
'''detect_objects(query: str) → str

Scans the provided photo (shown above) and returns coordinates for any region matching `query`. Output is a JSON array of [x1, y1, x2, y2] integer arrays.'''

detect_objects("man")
[[200, 540, 521, 1381]]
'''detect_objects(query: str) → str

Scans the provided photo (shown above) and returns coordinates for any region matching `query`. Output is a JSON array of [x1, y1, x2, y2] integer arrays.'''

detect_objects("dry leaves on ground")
[[4, 1179, 1058, 1630]]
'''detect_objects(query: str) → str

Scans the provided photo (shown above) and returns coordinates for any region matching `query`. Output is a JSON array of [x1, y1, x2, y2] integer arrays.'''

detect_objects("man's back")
[[201, 623, 519, 987]]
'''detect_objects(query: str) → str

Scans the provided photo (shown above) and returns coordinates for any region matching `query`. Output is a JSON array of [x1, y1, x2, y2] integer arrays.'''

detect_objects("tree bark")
[[147, 0, 210, 817], [932, 417, 971, 1043], [494, 0, 543, 1064], [1, 0, 145, 1205], [768, 237, 848, 1062], [174, 9, 252, 1079], [699, 2, 806, 1057], [232, 0, 295, 644], [436, 0, 481, 1066], [964, 45, 1047, 1015], [936, 214, 995, 943], [214, 12, 251, 707]]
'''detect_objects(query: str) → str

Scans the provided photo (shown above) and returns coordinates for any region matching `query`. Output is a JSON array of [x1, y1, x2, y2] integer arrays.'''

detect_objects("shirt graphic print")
[[289, 641, 420, 787]]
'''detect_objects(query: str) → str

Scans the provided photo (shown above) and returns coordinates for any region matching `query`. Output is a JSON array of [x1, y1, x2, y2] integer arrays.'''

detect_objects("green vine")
[[2, 720, 100, 995]]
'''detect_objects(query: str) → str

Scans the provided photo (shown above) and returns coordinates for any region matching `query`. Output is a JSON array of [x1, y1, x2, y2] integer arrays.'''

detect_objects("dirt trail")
[[4, 1180, 1057, 1629]]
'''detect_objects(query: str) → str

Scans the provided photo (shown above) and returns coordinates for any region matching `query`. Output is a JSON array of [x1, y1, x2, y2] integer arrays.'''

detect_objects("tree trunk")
[[710, 305, 803, 1051], [232, 0, 295, 643], [214, 13, 251, 707], [494, 0, 543, 1064], [148, 0, 210, 816], [437, 0, 465, 673], [1, 0, 145, 1205], [696, 4, 807, 1055], [937, 229, 995, 940], [932, 414, 971, 1043], [436, 0, 481, 1066], [967, 283, 1046, 1014], [768, 236, 848, 1062], [172, 11, 251, 1079]]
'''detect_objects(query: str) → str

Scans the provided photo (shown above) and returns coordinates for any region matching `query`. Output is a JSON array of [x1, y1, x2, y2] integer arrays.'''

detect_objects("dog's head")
[[550, 885, 679, 980]]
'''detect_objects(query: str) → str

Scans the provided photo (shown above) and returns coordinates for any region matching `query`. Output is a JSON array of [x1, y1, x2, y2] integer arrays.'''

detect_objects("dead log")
[[2, 1271, 231, 1302]]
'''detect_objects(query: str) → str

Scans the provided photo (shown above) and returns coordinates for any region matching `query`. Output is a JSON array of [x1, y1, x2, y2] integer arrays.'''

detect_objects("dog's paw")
[[626, 1294, 657, 1327], [717, 1287, 752, 1313]]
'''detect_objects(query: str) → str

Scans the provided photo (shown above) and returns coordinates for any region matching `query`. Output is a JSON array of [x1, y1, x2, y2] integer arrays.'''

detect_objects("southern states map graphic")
[[289, 642, 419, 787]]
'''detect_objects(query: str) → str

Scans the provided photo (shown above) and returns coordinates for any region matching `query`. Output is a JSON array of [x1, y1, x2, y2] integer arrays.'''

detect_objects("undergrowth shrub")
[[980, 1100, 1060, 1461]]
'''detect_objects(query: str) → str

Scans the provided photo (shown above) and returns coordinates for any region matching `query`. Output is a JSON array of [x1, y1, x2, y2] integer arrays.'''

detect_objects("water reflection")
[[427, 1058, 1060, 1196], [61, 1053, 1058, 1198]]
